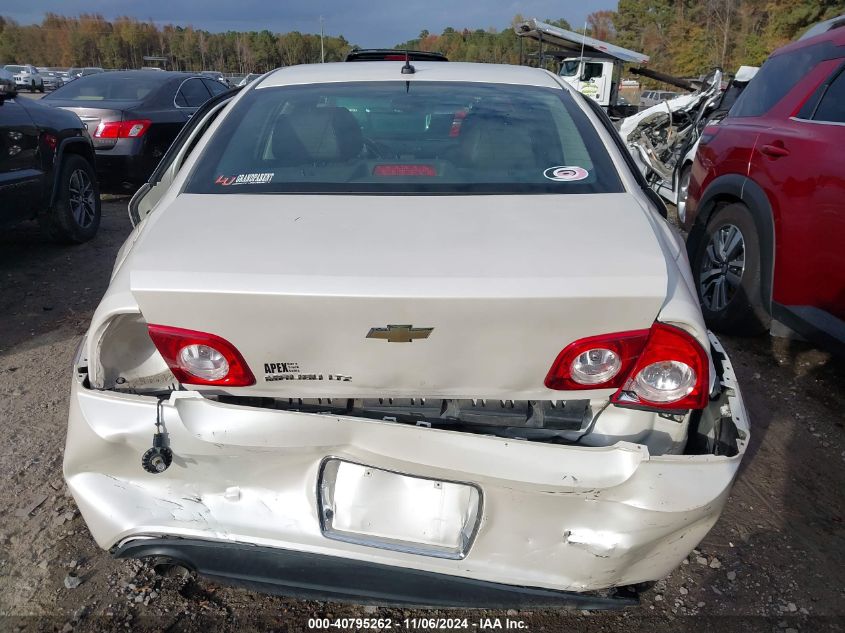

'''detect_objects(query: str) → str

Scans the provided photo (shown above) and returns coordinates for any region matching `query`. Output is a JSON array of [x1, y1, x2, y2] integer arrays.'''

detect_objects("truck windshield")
[[185, 81, 623, 195], [559, 61, 580, 77]]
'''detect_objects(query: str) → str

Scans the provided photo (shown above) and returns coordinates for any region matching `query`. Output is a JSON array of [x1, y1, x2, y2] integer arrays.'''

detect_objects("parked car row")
[[43, 70, 231, 192], [0, 70, 237, 242], [0, 65, 106, 92], [3, 64, 44, 92], [0, 89, 100, 242]]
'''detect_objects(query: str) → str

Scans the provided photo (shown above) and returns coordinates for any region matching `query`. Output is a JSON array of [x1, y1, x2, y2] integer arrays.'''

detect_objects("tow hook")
[[142, 398, 173, 474]]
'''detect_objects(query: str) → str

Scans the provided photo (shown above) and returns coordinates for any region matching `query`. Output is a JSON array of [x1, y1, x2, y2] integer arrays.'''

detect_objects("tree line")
[[0, 14, 351, 72], [1, 1, 843, 77], [397, 1, 844, 77]]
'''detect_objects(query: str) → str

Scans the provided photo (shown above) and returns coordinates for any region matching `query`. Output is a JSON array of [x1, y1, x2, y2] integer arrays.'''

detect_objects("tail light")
[[545, 322, 709, 410], [147, 324, 255, 386], [94, 119, 151, 139]]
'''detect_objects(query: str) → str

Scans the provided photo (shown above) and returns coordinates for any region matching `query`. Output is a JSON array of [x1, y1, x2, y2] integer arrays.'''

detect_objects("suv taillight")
[[147, 324, 255, 386], [545, 322, 709, 410]]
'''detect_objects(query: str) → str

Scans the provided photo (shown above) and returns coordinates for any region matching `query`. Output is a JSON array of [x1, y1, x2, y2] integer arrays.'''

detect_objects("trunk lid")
[[45, 99, 133, 149], [129, 193, 669, 399]]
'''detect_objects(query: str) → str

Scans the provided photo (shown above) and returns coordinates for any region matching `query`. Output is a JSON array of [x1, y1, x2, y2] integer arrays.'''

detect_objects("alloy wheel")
[[699, 223, 746, 312], [68, 168, 96, 228]]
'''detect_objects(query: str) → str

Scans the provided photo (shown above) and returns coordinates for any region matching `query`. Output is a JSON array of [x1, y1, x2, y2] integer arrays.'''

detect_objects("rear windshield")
[[46, 74, 164, 101], [730, 41, 838, 117], [185, 81, 623, 195]]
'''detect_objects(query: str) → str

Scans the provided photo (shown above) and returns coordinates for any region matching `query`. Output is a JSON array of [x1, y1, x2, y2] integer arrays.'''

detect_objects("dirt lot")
[[1, 199, 844, 632]]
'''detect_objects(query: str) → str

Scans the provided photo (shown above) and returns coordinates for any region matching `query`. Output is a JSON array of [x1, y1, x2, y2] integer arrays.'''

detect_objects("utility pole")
[[320, 16, 325, 63]]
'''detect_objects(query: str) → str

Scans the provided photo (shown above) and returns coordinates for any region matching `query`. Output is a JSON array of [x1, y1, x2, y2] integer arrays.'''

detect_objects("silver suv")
[[3, 64, 44, 92], [639, 89, 679, 108]]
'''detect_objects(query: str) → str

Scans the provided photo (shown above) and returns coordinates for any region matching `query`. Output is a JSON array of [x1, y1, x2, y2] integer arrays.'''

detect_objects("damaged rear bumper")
[[113, 538, 638, 608], [64, 334, 748, 605]]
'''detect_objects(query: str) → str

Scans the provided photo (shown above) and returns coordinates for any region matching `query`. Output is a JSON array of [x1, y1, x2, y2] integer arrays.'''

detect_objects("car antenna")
[[401, 50, 415, 75]]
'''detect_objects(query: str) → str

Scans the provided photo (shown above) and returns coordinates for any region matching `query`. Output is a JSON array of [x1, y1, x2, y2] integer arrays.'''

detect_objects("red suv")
[[684, 19, 845, 355]]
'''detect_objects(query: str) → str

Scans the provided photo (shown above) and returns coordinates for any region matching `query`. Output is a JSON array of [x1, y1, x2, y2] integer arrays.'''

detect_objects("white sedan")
[[65, 61, 748, 608]]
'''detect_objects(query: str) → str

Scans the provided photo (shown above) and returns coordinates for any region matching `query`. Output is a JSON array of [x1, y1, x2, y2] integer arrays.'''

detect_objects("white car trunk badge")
[[366, 324, 434, 343]]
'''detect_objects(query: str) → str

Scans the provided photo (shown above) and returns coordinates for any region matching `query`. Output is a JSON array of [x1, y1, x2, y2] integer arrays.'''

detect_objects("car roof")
[[259, 61, 562, 89], [79, 70, 201, 80], [799, 14, 845, 41], [774, 15, 845, 55]]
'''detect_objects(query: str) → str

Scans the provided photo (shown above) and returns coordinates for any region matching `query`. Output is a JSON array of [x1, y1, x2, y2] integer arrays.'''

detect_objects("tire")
[[38, 83, 44, 93], [691, 202, 768, 335], [30, 80, 35, 93], [40, 154, 101, 244]]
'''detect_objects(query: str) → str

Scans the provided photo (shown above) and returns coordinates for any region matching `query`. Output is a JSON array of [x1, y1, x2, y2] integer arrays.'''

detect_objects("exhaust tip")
[[150, 556, 194, 579]]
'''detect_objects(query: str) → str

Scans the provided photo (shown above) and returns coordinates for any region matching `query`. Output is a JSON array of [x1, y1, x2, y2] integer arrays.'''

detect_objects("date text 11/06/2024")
[[307, 617, 529, 630]]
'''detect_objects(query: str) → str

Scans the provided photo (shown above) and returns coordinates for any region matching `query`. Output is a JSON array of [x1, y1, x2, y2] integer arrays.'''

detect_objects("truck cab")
[[557, 57, 620, 109], [515, 19, 647, 115]]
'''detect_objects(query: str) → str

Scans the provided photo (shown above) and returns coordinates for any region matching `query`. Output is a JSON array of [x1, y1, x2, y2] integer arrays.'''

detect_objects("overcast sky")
[[1, 0, 615, 47]]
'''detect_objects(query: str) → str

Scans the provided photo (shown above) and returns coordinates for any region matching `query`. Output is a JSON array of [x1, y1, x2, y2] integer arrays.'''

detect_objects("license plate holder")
[[318, 458, 482, 559]]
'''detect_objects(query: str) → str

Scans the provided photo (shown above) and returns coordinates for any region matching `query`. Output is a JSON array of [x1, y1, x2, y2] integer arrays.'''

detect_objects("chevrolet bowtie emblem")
[[366, 324, 434, 343]]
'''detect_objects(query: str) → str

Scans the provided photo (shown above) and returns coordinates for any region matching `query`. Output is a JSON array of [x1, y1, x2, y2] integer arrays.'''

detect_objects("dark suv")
[[685, 18, 845, 354], [0, 92, 100, 242]]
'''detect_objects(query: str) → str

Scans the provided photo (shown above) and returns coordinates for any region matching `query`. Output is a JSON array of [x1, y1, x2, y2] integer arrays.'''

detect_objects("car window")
[[202, 78, 227, 97], [808, 67, 845, 123], [583, 63, 603, 80], [731, 41, 837, 117], [5, 65, 24, 73], [176, 78, 212, 107], [184, 81, 623, 195], [559, 61, 580, 77], [46, 74, 163, 101]]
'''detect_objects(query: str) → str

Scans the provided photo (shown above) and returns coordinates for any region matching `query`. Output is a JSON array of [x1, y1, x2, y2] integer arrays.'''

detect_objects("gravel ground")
[[1, 200, 844, 633]]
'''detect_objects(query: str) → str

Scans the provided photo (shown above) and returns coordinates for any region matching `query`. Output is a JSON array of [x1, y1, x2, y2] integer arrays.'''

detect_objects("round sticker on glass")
[[543, 166, 589, 182]]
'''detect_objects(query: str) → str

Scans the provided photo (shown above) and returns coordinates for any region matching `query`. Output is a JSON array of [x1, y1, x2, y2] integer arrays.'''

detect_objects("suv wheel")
[[692, 202, 768, 335], [38, 82, 44, 93], [40, 154, 101, 243]]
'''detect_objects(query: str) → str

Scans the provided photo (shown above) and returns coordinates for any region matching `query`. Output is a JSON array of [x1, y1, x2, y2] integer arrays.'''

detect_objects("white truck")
[[515, 19, 649, 111]]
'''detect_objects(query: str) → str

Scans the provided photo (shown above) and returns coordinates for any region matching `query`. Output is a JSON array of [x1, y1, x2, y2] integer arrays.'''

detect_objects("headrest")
[[457, 113, 536, 171], [271, 106, 363, 165]]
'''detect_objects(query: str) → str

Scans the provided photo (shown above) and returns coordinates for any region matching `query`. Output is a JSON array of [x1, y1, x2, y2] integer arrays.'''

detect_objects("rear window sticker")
[[543, 166, 589, 182], [215, 172, 274, 186]]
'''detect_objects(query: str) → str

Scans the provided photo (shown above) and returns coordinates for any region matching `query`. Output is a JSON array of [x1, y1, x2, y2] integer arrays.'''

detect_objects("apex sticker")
[[543, 166, 589, 182], [263, 361, 351, 382]]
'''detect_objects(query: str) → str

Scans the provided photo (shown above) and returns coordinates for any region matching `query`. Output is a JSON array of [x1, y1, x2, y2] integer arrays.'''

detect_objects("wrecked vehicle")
[[64, 61, 749, 608], [620, 67, 758, 219]]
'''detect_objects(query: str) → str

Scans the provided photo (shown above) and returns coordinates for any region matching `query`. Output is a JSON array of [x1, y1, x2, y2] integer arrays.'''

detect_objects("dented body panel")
[[65, 334, 747, 596]]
